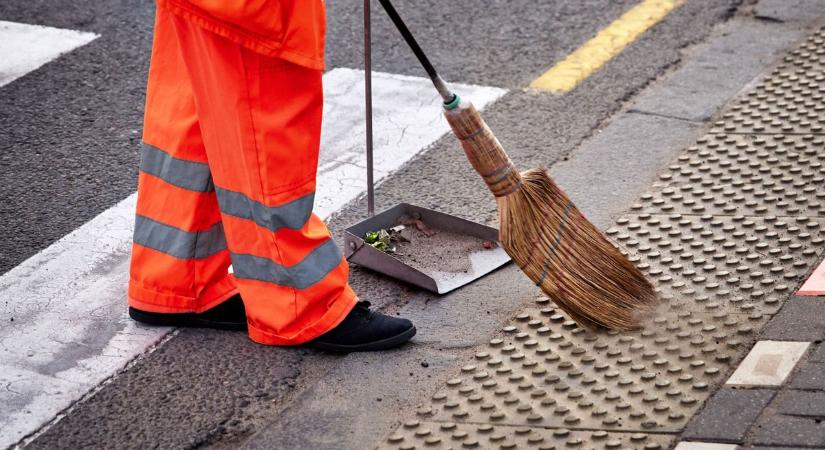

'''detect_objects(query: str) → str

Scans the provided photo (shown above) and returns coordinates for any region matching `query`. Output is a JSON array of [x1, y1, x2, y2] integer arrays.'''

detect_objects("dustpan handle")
[[364, 0, 375, 216]]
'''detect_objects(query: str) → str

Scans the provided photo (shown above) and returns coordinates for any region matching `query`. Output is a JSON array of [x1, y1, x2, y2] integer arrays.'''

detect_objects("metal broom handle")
[[377, 0, 456, 103], [364, 0, 375, 216]]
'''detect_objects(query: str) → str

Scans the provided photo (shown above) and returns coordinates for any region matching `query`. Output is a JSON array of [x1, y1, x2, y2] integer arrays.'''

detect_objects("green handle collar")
[[443, 94, 461, 110]]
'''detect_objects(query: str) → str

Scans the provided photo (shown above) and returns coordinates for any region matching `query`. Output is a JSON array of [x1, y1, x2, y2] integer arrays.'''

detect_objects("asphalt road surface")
[[5, 0, 819, 448]]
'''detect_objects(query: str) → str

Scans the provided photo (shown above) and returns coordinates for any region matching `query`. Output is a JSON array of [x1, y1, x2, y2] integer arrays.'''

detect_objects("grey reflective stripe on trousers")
[[231, 239, 342, 290], [140, 143, 215, 192], [216, 188, 315, 232], [134, 215, 227, 260]]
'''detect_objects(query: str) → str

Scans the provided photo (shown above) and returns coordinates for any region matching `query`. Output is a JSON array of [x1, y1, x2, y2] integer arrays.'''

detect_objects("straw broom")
[[377, 0, 657, 329]]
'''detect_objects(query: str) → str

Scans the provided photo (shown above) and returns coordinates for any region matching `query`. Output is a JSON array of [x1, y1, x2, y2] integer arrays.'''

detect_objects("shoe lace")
[[354, 301, 374, 322]]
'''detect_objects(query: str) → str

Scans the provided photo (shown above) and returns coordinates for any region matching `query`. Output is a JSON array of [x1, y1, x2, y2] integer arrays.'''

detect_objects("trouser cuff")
[[128, 274, 239, 313]]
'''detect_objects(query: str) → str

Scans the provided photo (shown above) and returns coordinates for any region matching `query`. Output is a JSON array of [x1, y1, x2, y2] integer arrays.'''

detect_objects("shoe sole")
[[129, 307, 247, 331], [309, 326, 417, 353]]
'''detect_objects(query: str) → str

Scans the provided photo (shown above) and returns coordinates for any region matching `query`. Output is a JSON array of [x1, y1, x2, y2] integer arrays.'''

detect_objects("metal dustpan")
[[342, 1, 510, 294], [344, 203, 510, 294]]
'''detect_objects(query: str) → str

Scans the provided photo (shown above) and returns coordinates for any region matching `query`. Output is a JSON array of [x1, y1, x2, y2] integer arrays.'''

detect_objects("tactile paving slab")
[[411, 213, 825, 432], [383, 25, 825, 450], [415, 305, 749, 433], [384, 423, 673, 450], [612, 215, 825, 315], [634, 134, 825, 217], [710, 30, 825, 135]]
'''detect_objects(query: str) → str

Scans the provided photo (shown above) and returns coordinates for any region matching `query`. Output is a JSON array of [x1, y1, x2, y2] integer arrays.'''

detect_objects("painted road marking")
[[530, 0, 684, 92], [726, 340, 810, 387], [674, 443, 738, 450], [0, 68, 505, 449], [798, 259, 825, 295], [0, 21, 98, 87]]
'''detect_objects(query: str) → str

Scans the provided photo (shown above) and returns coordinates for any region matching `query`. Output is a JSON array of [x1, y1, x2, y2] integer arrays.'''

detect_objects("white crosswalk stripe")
[[0, 21, 98, 87]]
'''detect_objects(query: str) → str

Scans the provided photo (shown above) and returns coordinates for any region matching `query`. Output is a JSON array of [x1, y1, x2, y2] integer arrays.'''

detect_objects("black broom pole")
[[377, 0, 456, 104]]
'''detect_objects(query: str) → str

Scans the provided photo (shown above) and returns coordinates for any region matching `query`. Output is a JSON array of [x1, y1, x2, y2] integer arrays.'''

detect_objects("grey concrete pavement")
[[6, 0, 825, 449]]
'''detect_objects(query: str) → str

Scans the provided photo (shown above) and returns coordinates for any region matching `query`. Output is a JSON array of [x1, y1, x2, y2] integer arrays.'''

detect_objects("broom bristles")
[[444, 100, 657, 330], [499, 169, 657, 330]]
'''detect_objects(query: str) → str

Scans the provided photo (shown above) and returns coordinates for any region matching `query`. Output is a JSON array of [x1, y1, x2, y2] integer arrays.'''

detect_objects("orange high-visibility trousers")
[[128, 6, 357, 345]]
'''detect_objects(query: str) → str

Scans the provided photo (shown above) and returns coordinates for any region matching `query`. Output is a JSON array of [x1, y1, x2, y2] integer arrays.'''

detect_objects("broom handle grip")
[[377, 0, 455, 103], [444, 102, 523, 197]]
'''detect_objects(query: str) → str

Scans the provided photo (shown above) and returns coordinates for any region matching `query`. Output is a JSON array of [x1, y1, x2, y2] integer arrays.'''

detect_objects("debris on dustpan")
[[398, 215, 436, 237], [365, 216, 499, 275], [364, 224, 411, 253], [364, 229, 395, 253]]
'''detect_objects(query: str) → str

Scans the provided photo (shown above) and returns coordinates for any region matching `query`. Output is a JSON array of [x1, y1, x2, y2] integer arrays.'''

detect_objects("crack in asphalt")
[[627, 108, 707, 124]]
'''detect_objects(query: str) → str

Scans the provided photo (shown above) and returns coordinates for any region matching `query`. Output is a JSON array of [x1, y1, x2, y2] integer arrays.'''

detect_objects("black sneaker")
[[129, 294, 247, 330], [309, 301, 416, 353]]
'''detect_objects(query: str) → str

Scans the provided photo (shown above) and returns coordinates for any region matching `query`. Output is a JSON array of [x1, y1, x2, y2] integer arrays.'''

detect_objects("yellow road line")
[[530, 0, 685, 92]]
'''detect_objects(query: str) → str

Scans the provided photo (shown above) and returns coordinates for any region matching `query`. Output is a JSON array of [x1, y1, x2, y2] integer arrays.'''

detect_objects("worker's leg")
[[169, 13, 357, 345], [128, 9, 238, 314]]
